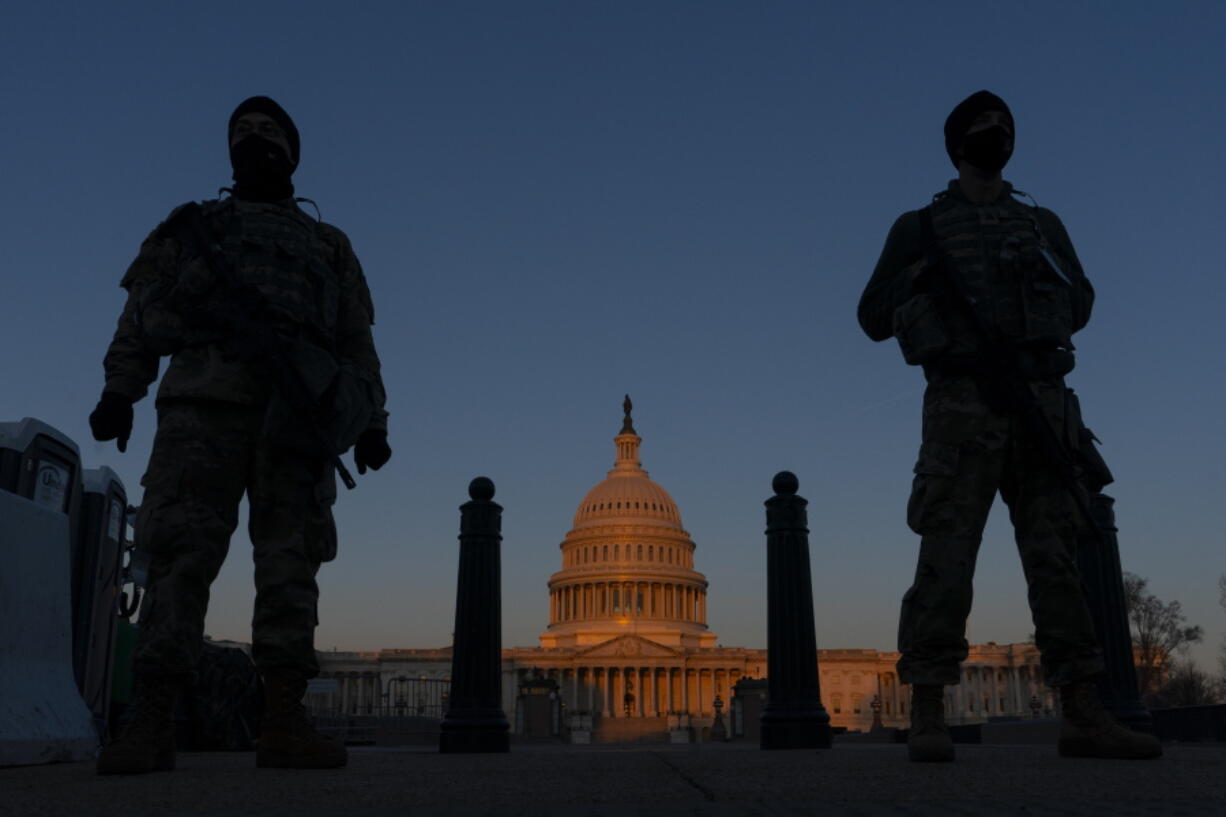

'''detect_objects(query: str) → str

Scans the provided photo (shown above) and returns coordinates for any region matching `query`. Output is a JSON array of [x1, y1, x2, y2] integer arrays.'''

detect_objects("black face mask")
[[960, 125, 1013, 173], [229, 135, 294, 201]]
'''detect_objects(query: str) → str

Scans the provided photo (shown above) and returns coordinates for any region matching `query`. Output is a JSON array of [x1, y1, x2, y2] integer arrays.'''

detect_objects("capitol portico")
[[314, 399, 1055, 740]]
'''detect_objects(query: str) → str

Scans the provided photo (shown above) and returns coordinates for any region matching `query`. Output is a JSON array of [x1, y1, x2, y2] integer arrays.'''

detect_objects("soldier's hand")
[[89, 392, 134, 453], [354, 429, 391, 474]]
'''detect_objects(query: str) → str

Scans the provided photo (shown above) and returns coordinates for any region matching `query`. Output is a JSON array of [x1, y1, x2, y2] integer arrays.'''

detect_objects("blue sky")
[[4, 1, 1223, 671]]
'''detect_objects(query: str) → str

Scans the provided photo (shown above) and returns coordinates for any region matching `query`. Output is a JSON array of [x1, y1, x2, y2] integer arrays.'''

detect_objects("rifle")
[[917, 205, 1105, 540], [169, 201, 357, 490]]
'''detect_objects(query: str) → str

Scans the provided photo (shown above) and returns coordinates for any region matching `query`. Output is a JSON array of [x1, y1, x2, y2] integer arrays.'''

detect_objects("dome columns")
[[548, 578, 708, 627]]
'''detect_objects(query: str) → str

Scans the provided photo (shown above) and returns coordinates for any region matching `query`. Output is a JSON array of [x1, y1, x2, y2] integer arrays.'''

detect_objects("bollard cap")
[[468, 476, 496, 501], [772, 471, 798, 496]]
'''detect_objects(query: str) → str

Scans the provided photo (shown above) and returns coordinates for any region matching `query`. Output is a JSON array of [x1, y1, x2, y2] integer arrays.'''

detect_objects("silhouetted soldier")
[[858, 91, 1159, 762], [89, 96, 392, 773]]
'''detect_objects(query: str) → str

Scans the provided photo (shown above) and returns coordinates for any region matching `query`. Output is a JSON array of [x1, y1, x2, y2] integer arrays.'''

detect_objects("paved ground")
[[1, 741, 1223, 817]]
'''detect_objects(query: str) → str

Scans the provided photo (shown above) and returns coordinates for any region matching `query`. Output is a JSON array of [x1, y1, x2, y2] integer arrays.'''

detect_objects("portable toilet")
[[75, 467, 128, 740], [0, 417, 83, 528], [0, 418, 97, 766]]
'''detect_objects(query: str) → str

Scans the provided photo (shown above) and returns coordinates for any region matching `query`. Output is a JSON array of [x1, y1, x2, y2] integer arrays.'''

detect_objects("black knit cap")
[[228, 95, 300, 171], [944, 90, 1013, 169]]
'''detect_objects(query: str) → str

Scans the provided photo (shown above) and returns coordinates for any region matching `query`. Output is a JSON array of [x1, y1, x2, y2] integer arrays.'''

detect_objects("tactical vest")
[[927, 190, 1075, 355], [210, 199, 340, 349]]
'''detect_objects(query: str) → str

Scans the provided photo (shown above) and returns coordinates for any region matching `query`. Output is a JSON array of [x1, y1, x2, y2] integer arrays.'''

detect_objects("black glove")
[[89, 392, 134, 452], [354, 429, 391, 474]]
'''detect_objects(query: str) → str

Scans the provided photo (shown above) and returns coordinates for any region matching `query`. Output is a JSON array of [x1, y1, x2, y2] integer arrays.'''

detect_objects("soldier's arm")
[[857, 210, 925, 342], [327, 227, 389, 432], [102, 285, 161, 402], [1036, 207, 1094, 333], [101, 230, 185, 401]]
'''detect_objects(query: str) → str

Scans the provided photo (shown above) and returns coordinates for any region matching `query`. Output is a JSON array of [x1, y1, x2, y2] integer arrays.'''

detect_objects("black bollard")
[[439, 477, 510, 753], [1075, 491, 1153, 733], [760, 472, 832, 750]]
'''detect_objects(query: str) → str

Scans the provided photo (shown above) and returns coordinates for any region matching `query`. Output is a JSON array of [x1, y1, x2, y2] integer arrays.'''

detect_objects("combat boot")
[[908, 684, 955, 762], [257, 669, 347, 769], [96, 675, 181, 774], [1057, 680, 1162, 759]]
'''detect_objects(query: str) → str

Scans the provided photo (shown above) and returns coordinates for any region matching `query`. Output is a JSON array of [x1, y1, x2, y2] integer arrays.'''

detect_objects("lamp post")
[[711, 691, 728, 741]]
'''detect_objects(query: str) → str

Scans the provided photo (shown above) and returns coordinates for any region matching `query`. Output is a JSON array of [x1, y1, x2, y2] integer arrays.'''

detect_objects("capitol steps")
[[590, 716, 669, 744]]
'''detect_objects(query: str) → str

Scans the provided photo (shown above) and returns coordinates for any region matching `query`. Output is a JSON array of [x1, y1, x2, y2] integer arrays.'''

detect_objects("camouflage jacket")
[[857, 180, 1094, 351], [102, 197, 388, 433]]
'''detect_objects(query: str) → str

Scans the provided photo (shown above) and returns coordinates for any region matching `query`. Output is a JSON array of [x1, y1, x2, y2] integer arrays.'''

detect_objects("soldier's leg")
[[248, 448, 344, 768], [247, 449, 327, 676], [1004, 384, 1157, 758], [100, 403, 251, 774], [1002, 382, 1103, 688], [131, 402, 251, 676], [897, 376, 1006, 685]]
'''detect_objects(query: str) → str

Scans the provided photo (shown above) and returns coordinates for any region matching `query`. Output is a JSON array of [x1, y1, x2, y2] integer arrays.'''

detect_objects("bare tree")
[[1156, 658, 1220, 707], [1218, 574, 1226, 687], [1121, 572, 1203, 705]]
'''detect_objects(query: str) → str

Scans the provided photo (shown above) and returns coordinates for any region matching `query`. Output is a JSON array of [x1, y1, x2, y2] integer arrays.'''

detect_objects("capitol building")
[[314, 399, 1054, 740]]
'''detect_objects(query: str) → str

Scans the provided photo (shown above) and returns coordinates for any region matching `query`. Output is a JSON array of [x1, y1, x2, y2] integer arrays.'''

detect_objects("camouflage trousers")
[[897, 374, 1104, 688], [132, 400, 336, 678]]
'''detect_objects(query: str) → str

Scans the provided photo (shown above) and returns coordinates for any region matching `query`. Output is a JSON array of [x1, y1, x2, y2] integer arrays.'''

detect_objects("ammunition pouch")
[[260, 339, 375, 456], [1075, 426, 1114, 493], [1018, 249, 1076, 349], [1063, 388, 1114, 492], [893, 293, 950, 366]]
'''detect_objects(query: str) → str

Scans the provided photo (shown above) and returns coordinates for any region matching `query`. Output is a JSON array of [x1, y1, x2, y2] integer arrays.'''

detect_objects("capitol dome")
[[540, 397, 716, 650], [570, 444, 684, 532]]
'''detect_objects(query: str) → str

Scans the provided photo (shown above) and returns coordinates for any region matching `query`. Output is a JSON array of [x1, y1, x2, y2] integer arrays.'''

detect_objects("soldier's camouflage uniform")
[[858, 180, 1105, 689], [102, 196, 387, 679]]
